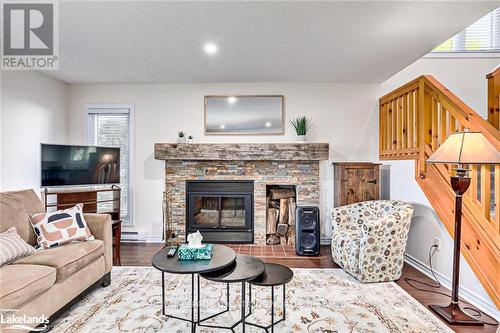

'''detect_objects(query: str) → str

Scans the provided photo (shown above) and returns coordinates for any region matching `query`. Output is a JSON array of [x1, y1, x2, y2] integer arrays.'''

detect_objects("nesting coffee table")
[[246, 263, 294, 333], [151, 244, 236, 333], [152, 245, 294, 333], [199, 255, 265, 332]]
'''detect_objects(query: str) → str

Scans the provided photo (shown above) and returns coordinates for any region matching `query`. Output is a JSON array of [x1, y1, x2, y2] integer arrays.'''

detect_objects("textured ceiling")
[[47, 1, 499, 83]]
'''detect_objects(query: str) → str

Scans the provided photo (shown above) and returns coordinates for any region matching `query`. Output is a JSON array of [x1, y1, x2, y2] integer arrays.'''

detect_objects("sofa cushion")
[[0, 264, 56, 309], [0, 190, 45, 245], [30, 204, 95, 249], [0, 227, 35, 266], [13, 240, 104, 282]]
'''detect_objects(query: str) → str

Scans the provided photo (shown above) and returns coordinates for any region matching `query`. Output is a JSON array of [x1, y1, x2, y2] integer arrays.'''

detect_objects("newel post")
[[417, 77, 427, 178]]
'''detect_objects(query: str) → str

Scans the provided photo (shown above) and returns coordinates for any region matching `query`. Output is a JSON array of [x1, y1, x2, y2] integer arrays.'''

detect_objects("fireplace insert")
[[186, 180, 254, 243]]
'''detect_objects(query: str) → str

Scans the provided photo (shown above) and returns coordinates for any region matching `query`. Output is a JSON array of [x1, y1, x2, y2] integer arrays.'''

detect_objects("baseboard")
[[320, 237, 331, 246], [121, 232, 163, 243], [404, 253, 500, 320]]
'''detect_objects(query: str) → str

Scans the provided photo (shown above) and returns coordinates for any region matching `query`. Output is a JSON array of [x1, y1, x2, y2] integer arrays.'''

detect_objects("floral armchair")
[[330, 200, 413, 283]]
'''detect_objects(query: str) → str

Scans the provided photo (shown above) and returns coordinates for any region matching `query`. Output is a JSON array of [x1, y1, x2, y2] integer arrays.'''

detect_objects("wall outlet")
[[434, 237, 441, 252]]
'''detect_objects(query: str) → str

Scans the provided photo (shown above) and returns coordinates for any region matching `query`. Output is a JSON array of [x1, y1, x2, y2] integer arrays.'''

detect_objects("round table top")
[[200, 255, 265, 283], [151, 244, 236, 274], [249, 263, 294, 287]]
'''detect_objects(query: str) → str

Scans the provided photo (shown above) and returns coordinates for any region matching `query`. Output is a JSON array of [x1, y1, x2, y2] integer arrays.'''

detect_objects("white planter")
[[297, 135, 307, 143], [187, 138, 193, 144], [177, 137, 186, 144]]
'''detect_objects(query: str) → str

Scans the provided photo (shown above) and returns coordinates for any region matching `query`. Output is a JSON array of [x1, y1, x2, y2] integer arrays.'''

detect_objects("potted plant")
[[290, 116, 311, 142], [177, 131, 186, 143], [187, 135, 193, 144]]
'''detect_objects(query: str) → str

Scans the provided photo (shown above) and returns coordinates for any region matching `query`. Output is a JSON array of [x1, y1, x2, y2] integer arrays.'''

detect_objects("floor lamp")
[[426, 130, 500, 326]]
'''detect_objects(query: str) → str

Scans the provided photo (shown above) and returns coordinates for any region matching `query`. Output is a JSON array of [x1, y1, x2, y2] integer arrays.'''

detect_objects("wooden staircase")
[[379, 72, 500, 308]]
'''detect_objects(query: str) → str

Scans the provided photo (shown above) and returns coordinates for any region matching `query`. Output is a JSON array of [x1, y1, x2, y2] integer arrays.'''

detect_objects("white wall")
[[67, 83, 380, 240], [0, 71, 68, 191], [380, 56, 500, 318]]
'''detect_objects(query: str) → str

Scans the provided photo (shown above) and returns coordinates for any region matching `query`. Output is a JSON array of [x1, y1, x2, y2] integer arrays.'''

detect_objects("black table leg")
[[249, 283, 252, 315], [197, 274, 200, 324], [161, 271, 165, 316], [191, 274, 195, 333], [241, 282, 246, 333], [271, 286, 274, 333], [226, 283, 230, 311], [283, 284, 286, 320]]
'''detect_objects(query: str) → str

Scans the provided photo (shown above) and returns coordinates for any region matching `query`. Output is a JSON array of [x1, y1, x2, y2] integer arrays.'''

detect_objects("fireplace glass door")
[[189, 194, 251, 230]]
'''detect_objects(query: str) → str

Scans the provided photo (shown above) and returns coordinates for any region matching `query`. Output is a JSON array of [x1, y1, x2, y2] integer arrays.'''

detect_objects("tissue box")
[[178, 244, 214, 260]]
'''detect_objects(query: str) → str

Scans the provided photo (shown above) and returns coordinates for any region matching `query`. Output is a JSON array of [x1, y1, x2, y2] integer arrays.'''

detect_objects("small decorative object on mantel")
[[187, 135, 193, 144], [177, 131, 186, 143], [290, 116, 311, 143], [178, 231, 213, 260]]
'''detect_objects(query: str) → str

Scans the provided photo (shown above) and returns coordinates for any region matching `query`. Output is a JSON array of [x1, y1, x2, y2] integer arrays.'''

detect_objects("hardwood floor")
[[120, 242, 498, 333]]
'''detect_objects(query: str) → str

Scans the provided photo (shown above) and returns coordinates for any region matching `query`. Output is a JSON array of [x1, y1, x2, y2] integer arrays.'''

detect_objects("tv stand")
[[42, 186, 122, 265]]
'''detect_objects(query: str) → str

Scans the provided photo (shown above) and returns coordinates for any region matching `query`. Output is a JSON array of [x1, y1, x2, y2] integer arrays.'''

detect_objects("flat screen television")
[[41, 144, 120, 187]]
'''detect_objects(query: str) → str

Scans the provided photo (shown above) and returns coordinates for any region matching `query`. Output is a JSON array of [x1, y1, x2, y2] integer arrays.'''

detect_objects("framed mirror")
[[204, 95, 284, 135]]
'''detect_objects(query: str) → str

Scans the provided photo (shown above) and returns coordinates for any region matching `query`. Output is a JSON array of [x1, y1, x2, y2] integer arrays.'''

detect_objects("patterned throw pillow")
[[30, 204, 94, 249], [0, 227, 35, 266]]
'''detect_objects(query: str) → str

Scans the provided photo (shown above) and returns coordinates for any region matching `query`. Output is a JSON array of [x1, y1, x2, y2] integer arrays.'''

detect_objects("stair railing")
[[379, 75, 500, 307]]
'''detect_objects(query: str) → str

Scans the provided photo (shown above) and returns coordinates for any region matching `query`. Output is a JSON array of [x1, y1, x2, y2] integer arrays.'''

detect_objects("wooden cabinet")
[[333, 163, 380, 207]]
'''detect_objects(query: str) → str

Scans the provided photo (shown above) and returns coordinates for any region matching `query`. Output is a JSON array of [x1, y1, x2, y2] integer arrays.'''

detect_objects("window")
[[433, 7, 500, 53], [86, 105, 133, 225]]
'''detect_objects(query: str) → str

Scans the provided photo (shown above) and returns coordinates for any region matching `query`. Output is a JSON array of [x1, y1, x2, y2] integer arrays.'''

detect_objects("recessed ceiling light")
[[228, 96, 237, 103], [204, 43, 218, 55], [220, 124, 225, 129], [265, 122, 272, 127]]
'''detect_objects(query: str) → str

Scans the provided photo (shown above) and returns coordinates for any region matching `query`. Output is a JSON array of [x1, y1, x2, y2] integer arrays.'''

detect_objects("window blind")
[[87, 109, 131, 224], [433, 7, 500, 52]]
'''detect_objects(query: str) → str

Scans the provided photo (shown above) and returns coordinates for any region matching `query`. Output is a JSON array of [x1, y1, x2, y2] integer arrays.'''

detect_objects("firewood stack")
[[266, 187, 296, 245]]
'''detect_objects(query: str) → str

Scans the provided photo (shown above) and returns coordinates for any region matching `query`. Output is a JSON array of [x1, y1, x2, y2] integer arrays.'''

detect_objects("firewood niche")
[[266, 185, 297, 245]]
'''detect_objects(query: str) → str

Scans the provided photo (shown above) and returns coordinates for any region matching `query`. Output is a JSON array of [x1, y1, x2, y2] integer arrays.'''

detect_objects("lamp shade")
[[427, 131, 500, 164]]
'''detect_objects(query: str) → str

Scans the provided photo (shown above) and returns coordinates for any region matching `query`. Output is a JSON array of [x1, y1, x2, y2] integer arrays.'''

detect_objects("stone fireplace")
[[154, 143, 329, 244]]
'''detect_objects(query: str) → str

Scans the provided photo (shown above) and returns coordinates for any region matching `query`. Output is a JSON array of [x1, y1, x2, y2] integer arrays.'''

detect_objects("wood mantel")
[[154, 143, 329, 161]]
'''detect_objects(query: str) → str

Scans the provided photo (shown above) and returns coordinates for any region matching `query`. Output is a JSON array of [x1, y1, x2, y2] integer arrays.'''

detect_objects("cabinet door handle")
[[367, 179, 377, 184]]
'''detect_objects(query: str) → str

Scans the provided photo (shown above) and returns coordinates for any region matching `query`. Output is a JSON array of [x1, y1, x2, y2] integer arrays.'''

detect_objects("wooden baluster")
[[386, 102, 392, 151], [470, 164, 478, 203], [402, 94, 408, 149], [481, 164, 491, 221], [408, 90, 415, 148], [495, 165, 500, 234], [397, 96, 403, 150], [392, 99, 397, 150], [379, 103, 386, 152], [431, 97, 439, 150], [449, 114, 457, 133], [440, 106, 447, 144]]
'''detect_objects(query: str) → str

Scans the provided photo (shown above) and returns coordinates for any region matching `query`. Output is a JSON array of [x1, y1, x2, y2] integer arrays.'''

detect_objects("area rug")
[[50, 267, 452, 333]]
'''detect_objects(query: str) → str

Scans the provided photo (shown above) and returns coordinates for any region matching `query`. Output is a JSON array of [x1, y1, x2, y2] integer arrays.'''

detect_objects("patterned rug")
[[50, 267, 452, 333]]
